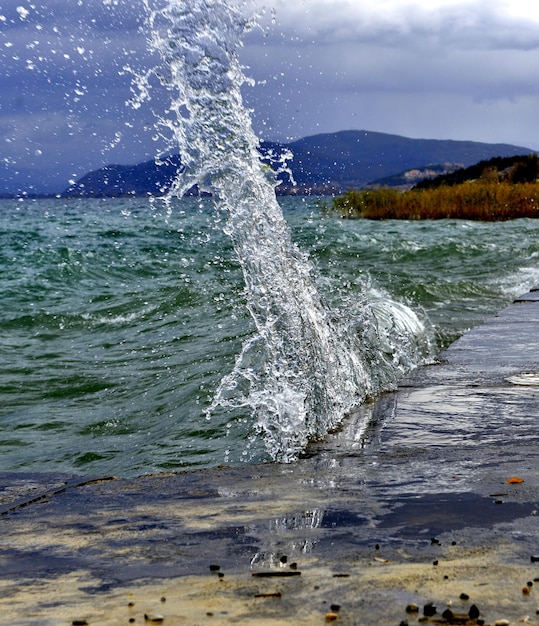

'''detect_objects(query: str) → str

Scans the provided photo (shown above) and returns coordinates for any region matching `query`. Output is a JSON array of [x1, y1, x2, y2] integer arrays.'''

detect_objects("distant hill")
[[367, 163, 464, 189], [63, 155, 185, 198], [62, 130, 535, 197], [413, 153, 539, 189]]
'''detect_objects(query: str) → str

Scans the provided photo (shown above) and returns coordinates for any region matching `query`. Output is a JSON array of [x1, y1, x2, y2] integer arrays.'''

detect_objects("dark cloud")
[[242, 0, 539, 145], [1, 0, 539, 193], [1, 0, 153, 192]]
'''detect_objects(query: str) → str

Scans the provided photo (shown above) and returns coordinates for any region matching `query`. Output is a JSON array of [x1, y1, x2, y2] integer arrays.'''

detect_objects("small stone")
[[442, 608, 455, 620], [523, 586, 531, 595], [468, 604, 480, 619], [460, 592, 470, 601], [527, 581, 534, 587], [206, 613, 214, 617], [423, 602, 437, 617], [431, 537, 440, 545], [144, 615, 164, 623], [160, 597, 166, 603], [290, 562, 298, 570], [129, 620, 135, 624], [405, 603, 419, 613], [375, 543, 380, 550], [330, 604, 341, 612], [209, 564, 220, 571], [494, 620, 510, 626], [432, 560, 439, 566], [325, 613, 338, 622], [399, 621, 409, 626], [72, 621, 88, 626], [531, 556, 539, 563]]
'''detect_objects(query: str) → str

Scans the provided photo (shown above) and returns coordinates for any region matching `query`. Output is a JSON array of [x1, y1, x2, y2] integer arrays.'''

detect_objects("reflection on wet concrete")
[[377, 492, 536, 535]]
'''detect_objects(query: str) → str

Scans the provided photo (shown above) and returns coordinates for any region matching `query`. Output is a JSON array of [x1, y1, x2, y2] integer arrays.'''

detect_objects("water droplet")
[[16, 6, 30, 20]]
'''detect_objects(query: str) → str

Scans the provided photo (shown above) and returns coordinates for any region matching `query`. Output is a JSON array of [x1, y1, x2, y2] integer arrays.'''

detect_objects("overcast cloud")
[[1, 0, 539, 193]]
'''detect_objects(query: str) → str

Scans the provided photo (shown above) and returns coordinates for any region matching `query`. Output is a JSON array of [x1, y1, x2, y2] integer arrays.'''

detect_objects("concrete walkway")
[[2, 289, 539, 625]]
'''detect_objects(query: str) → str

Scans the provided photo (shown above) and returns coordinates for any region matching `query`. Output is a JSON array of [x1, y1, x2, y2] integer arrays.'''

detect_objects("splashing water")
[[138, 0, 433, 462]]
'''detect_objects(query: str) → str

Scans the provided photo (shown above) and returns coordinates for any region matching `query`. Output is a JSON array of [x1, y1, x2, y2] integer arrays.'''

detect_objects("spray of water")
[[137, 0, 433, 462]]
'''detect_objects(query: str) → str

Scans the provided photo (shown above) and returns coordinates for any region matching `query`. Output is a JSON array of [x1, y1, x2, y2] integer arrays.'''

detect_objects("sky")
[[1, 0, 539, 194]]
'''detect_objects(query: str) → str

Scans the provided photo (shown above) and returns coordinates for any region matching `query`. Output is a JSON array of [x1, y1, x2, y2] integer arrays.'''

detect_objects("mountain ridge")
[[62, 129, 535, 197]]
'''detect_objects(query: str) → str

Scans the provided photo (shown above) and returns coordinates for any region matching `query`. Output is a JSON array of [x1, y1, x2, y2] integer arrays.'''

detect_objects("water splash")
[[138, 0, 433, 462]]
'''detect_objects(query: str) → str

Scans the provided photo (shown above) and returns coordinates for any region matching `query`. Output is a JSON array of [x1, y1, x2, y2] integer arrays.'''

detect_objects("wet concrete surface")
[[2, 290, 539, 624]]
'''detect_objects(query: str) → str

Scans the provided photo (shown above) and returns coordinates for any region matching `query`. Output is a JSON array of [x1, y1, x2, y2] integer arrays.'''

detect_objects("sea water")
[[2, 195, 539, 477]]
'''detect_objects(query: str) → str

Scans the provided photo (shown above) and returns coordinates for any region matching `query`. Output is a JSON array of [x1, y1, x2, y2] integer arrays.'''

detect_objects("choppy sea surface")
[[2, 196, 539, 477]]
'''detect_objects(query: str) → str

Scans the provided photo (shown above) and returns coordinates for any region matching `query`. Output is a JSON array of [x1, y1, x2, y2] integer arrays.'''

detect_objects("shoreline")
[[2, 288, 539, 624]]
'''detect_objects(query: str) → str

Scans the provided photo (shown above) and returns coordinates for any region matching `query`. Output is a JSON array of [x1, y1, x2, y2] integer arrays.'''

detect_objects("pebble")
[[72, 621, 88, 626], [494, 620, 510, 626], [423, 602, 437, 617], [144, 615, 164, 623], [209, 564, 221, 572], [325, 613, 338, 622], [405, 603, 419, 613], [459, 593, 470, 601], [530, 555, 539, 563], [468, 604, 480, 619]]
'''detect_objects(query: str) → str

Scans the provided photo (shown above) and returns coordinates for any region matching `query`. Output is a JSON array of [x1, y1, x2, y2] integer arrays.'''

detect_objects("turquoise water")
[[1, 196, 539, 477]]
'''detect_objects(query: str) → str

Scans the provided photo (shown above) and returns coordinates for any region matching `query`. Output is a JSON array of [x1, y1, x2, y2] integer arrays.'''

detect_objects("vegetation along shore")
[[329, 154, 539, 220]]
